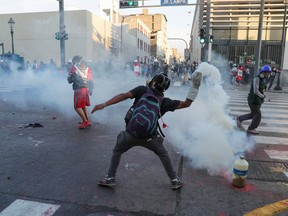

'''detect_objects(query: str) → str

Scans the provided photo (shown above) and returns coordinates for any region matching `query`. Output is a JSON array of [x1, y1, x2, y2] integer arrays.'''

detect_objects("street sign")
[[161, 0, 188, 6]]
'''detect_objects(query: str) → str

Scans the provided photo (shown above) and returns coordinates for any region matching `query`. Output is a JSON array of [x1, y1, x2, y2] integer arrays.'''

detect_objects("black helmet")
[[149, 73, 170, 92], [72, 55, 81, 64]]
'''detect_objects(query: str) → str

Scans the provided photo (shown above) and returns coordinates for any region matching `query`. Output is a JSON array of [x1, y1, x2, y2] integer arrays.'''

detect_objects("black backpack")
[[126, 88, 163, 138]]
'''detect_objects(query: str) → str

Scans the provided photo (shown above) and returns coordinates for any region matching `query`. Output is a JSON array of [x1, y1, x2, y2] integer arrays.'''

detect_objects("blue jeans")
[[107, 131, 177, 180]]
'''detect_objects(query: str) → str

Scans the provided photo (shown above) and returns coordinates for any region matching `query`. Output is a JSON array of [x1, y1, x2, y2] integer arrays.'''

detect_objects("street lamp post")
[[8, 18, 15, 54], [167, 38, 188, 50], [167, 37, 189, 60], [274, 1, 287, 90]]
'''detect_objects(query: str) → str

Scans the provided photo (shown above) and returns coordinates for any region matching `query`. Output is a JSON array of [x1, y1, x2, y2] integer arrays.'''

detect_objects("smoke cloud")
[[0, 60, 145, 128], [0, 60, 255, 179], [164, 62, 255, 177]]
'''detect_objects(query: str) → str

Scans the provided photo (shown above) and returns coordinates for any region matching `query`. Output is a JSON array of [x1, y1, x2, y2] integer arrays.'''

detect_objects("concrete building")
[[190, 0, 288, 76], [92, 0, 181, 64], [168, 47, 182, 64], [121, 15, 152, 63], [0, 10, 113, 66], [0, 9, 151, 68], [136, 9, 169, 62]]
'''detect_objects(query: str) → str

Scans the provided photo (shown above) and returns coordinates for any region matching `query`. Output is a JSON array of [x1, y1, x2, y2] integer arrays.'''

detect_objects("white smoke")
[[0, 60, 146, 128], [1, 60, 255, 178], [0, 66, 74, 115], [164, 62, 255, 177]]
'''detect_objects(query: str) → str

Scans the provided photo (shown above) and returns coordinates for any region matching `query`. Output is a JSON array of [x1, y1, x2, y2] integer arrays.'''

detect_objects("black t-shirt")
[[129, 85, 180, 116]]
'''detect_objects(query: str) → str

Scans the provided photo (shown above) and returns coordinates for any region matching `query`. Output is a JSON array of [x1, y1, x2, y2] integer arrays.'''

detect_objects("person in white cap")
[[133, 60, 140, 76]]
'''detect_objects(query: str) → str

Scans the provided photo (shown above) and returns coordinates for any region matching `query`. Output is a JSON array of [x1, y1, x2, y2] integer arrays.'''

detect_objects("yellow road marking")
[[244, 199, 288, 216]]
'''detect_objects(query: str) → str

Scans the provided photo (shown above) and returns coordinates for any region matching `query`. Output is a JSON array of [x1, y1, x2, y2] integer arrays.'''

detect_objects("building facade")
[[136, 9, 169, 62], [0, 10, 114, 66], [0, 9, 151, 67], [121, 15, 151, 63], [191, 0, 288, 76]]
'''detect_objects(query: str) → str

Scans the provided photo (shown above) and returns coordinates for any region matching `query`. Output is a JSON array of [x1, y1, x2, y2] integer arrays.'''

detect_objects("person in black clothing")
[[162, 62, 169, 75], [267, 66, 277, 90], [151, 60, 161, 77], [243, 65, 250, 85], [236, 65, 271, 135], [91, 73, 193, 189]]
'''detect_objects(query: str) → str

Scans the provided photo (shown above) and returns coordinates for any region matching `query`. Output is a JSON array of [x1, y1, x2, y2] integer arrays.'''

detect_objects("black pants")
[[268, 77, 275, 90], [238, 103, 262, 130], [107, 131, 177, 180]]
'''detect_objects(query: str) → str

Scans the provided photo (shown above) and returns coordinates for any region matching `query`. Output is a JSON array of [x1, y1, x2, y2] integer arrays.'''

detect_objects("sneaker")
[[236, 117, 245, 131], [98, 176, 116, 187], [247, 129, 260, 135], [87, 120, 92, 126], [79, 121, 89, 129], [171, 177, 183, 190]]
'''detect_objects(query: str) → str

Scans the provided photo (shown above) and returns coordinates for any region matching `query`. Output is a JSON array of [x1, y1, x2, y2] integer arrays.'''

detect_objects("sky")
[[0, 0, 196, 56]]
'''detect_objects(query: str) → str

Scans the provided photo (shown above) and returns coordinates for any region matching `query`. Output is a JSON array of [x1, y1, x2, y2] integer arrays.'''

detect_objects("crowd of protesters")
[[1, 54, 282, 93], [121, 59, 201, 87], [228, 63, 250, 88], [226, 62, 281, 90]]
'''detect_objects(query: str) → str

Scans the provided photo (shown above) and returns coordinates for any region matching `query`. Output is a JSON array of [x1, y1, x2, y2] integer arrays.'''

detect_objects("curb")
[[244, 199, 288, 216]]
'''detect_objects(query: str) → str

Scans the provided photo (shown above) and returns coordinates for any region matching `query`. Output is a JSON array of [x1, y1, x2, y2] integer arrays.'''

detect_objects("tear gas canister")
[[232, 156, 249, 187]]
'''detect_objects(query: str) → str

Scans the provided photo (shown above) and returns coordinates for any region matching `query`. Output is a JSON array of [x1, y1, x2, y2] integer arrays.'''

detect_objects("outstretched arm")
[[91, 92, 133, 113], [177, 98, 193, 109]]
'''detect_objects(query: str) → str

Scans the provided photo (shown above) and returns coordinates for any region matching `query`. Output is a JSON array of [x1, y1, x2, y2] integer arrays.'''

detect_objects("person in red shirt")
[[67, 56, 94, 129], [133, 60, 140, 76]]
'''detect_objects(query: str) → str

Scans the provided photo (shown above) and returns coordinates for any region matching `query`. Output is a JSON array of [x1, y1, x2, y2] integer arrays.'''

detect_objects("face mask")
[[260, 72, 270, 79]]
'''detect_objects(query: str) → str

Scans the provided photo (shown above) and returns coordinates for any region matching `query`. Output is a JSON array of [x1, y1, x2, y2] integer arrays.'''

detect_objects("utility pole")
[[254, 0, 265, 75], [205, 0, 211, 62], [57, 0, 66, 71], [274, 1, 287, 90]]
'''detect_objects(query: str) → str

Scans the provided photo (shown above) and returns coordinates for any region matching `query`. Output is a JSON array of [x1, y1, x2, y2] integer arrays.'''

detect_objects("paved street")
[[0, 83, 287, 216]]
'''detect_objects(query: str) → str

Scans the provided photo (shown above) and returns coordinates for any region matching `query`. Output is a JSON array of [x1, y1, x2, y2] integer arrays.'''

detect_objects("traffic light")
[[209, 35, 214, 43], [199, 28, 205, 44], [55, 32, 60, 40], [120, 0, 138, 8], [55, 31, 68, 40], [63, 33, 68, 40], [62, 31, 68, 40]]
